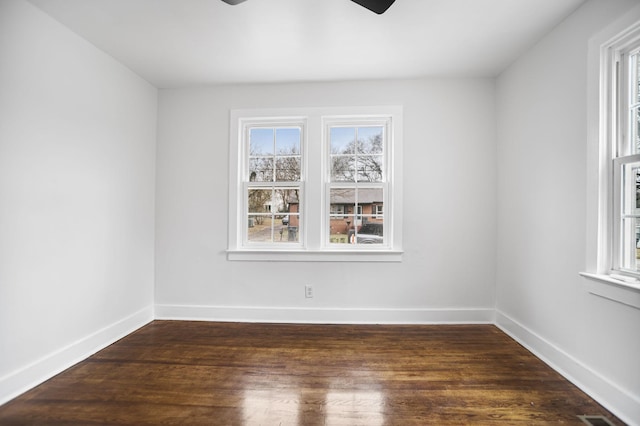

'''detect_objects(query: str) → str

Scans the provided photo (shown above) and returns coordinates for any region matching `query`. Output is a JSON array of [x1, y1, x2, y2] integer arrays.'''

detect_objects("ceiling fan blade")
[[220, 0, 395, 14], [350, 0, 396, 14]]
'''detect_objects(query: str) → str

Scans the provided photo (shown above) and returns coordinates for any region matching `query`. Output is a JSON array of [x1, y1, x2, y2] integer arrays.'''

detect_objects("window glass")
[[247, 187, 301, 244], [631, 53, 640, 155], [250, 128, 274, 155], [330, 126, 384, 183], [249, 127, 301, 182], [619, 161, 640, 270]]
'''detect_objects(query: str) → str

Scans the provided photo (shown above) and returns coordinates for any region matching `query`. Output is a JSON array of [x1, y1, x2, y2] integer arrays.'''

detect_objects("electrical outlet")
[[305, 284, 313, 298]]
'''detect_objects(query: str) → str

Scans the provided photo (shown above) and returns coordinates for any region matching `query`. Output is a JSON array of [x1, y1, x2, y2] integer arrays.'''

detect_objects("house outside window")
[[228, 106, 403, 262], [330, 204, 346, 218], [374, 204, 383, 219]]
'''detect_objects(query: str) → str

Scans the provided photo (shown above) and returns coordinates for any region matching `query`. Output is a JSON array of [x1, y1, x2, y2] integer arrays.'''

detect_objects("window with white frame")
[[245, 123, 304, 246], [585, 20, 640, 283], [227, 106, 403, 261], [609, 32, 640, 276], [326, 119, 388, 247], [581, 16, 640, 309]]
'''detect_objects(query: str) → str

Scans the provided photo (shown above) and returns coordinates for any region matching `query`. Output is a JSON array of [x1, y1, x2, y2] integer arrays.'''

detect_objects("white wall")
[[155, 79, 497, 323], [0, 0, 157, 404], [496, 0, 640, 423]]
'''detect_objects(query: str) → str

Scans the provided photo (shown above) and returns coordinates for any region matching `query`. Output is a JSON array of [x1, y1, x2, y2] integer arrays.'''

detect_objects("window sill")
[[579, 272, 640, 310], [227, 249, 403, 262]]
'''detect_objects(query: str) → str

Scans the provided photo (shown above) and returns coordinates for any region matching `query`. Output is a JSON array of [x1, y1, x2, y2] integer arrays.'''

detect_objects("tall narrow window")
[[244, 123, 303, 246], [613, 47, 640, 273], [582, 15, 640, 307], [326, 119, 390, 247]]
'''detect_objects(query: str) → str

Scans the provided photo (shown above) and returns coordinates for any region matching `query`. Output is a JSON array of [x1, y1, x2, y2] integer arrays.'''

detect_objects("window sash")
[[613, 155, 640, 271]]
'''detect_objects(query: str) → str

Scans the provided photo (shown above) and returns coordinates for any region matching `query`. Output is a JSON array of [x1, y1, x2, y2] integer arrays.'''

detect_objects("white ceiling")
[[27, 0, 586, 88]]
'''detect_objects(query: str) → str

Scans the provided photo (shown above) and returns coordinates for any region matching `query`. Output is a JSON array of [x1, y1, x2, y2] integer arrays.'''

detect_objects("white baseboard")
[[495, 310, 640, 426], [154, 304, 495, 324], [0, 305, 154, 406]]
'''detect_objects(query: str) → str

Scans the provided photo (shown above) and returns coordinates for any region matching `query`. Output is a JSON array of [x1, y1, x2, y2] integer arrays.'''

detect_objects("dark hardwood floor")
[[0, 321, 624, 425]]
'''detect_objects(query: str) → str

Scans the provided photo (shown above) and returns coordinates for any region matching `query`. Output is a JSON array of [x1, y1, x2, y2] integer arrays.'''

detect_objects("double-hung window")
[[244, 120, 305, 247], [582, 16, 640, 307], [326, 118, 389, 247], [613, 45, 640, 273], [228, 106, 403, 262]]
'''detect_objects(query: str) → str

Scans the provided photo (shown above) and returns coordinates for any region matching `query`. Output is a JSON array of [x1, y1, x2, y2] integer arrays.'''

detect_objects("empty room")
[[1, 0, 639, 424]]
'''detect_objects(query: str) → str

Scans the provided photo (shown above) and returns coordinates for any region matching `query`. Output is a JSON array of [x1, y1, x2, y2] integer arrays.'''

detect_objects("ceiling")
[[27, 0, 586, 88]]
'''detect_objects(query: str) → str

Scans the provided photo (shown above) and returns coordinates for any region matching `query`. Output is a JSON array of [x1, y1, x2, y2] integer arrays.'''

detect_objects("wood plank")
[[0, 322, 624, 425]]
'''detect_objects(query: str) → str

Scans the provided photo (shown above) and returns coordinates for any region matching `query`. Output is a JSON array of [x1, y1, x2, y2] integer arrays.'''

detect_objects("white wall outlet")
[[305, 284, 313, 298]]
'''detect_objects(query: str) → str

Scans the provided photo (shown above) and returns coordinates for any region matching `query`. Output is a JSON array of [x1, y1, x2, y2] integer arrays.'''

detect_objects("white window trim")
[[582, 8, 640, 309], [227, 106, 403, 262]]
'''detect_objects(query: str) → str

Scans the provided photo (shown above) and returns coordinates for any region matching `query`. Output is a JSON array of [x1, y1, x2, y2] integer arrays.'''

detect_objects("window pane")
[[354, 219, 384, 244], [276, 188, 300, 213], [620, 161, 640, 270], [250, 128, 274, 155], [357, 126, 383, 155], [620, 217, 640, 271], [329, 214, 355, 244], [331, 156, 355, 182], [632, 53, 640, 105], [328, 216, 385, 245], [330, 188, 356, 207], [276, 128, 300, 155], [358, 187, 384, 206], [632, 107, 640, 155], [249, 157, 273, 182], [357, 155, 383, 182], [330, 204, 345, 216], [248, 189, 272, 213], [622, 161, 640, 214], [247, 184, 300, 244], [279, 214, 300, 243], [328, 188, 384, 245], [247, 214, 273, 242], [275, 157, 301, 181], [247, 214, 302, 243], [330, 127, 356, 154]]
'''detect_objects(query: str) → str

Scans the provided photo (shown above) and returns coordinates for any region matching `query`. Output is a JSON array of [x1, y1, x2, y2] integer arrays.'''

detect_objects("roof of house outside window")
[[330, 188, 382, 204]]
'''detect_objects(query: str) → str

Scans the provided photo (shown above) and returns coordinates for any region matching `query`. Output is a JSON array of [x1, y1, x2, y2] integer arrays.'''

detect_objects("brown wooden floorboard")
[[0, 321, 625, 425]]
